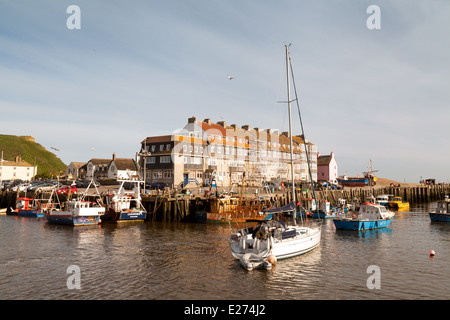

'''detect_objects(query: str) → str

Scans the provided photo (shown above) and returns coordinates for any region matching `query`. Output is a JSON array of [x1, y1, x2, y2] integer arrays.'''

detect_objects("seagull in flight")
[[51, 147, 60, 151], [227, 74, 234, 80]]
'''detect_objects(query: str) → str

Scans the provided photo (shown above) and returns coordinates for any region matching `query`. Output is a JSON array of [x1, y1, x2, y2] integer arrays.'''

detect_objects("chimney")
[[112, 153, 116, 160], [15, 155, 22, 163], [231, 124, 237, 130], [266, 129, 272, 135], [241, 125, 250, 131], [188, 116, 197, 124], [217, 121, 226, 128], [203, 118, 211, 125]]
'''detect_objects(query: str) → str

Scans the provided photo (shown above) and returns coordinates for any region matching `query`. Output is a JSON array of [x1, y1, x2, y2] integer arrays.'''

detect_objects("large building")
[[139, 116, 318, 189], [0, 155, 37, 181]]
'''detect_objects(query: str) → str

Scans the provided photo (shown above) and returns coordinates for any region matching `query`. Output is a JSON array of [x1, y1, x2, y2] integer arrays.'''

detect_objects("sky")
[[0, 0, 449, 183]]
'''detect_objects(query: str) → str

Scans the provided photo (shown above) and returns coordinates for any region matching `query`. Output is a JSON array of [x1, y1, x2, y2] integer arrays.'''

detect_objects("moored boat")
[[15, 197, 43, 218], [429, 196, 450, 222], [102, 179, 147, 223], [376, 194, 391, 207], [45, 199, 105, 226], [229, 218, 321, 270], [45, 178, 105, 226], [389, 196, 409, 210], [333, 203, 395, 231]]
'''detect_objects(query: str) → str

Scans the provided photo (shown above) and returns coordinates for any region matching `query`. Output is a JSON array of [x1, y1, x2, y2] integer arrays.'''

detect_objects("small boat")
[[429, 196, 450, 222], [229, 218, 321, 270], [102, 179, 147, 223], [15, 197, 43, 218], [389, 196, 409, 210], [0, 208, 7, 215], [333, 203, 395, 231], [375, 194, 391, 207]]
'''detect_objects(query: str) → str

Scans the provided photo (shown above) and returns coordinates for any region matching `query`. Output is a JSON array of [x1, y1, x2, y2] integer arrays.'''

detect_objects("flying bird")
[[227, 74, 234, 80], [51, 147, 60, 151]]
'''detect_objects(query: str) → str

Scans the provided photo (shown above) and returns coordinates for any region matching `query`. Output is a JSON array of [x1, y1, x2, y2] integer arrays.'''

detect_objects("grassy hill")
[[0, 135, 66, 179]]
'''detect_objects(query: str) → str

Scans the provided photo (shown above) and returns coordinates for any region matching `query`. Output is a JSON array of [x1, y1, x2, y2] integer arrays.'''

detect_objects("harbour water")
[[0, 202, 448, 300]]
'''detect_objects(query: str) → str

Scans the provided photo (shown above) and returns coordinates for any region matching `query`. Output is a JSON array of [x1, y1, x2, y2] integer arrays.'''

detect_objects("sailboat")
[[228, 45, 321, 270]]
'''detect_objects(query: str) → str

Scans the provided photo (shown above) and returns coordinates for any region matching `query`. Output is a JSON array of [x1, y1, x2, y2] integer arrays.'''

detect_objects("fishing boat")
[[333, 203, 395, 231], [429, 196, 450, 222], [45, 200, 105, 226], [15, 197, 43, 218], [376, 194, 391, 207], [389, 196, 409, 210], [45, 179, 105, 226], [102, 179, 147, 223], [228, 44, 321, 270]]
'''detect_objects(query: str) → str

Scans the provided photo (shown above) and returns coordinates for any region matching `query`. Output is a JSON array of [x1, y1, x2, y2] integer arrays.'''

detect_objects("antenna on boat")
[[285, 44, 297, 225], [287, 45, 321, 226]]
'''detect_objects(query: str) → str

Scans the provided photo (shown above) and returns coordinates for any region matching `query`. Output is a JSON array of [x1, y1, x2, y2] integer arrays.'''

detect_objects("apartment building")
[[139, 116, 318, 188]]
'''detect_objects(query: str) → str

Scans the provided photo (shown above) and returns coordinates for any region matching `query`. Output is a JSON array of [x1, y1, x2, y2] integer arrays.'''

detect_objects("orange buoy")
[[429, 250, 435, 257]]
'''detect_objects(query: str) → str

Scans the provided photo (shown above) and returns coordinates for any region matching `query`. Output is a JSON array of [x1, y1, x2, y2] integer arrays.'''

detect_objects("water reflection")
[[0, 201, 449, 300]]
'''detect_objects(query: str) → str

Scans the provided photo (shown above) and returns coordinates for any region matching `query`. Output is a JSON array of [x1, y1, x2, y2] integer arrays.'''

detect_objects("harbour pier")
[[2, 184, 450, 222]]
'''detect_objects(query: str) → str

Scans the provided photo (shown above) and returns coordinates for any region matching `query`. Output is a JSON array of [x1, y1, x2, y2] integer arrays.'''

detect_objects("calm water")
[[0, 202, 449, 300]]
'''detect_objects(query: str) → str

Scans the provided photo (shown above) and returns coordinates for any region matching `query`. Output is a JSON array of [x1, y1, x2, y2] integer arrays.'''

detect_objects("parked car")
[[57, 185, 78, 194]]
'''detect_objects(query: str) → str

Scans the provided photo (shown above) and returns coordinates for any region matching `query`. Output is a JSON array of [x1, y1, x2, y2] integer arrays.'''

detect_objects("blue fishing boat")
[[333, 203, 395, 231], [102, 179, 147, 223], [429, 197, 450, 222], [15, 197, 43, 218]]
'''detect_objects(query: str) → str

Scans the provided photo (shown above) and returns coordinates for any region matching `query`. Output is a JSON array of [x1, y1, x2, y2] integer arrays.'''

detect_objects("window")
[[183, 145, 187, 152], [146, 157, 156, 164], [166, 144, 171, 151], [151, 145, 156, 152], [160, 156, 171, 163], [160, 145, 164, 151]]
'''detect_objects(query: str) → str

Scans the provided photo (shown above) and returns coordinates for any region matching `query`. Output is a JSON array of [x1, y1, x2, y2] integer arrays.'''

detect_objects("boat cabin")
[[436, 199, 450, 214], [359, 204, 391, 220], [16, 197, 39, 210]]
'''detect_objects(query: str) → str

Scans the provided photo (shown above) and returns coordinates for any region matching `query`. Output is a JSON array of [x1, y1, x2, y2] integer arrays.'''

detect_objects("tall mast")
[[286, 45, 296, 217]]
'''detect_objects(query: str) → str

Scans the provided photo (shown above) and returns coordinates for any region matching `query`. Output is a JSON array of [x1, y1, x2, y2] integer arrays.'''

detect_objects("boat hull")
[[271, 228, 321, 260], [230, 227, 321, 261], [333, 217, 393, 231], [101, 210, 147, 223], [429, 213, 450, 222], [17, 210, 43, 218], [45, 214, 101, 226]]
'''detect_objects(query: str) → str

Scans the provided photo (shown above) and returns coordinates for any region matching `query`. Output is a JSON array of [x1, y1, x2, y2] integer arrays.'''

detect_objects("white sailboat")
[[229, 45, 321, 270]]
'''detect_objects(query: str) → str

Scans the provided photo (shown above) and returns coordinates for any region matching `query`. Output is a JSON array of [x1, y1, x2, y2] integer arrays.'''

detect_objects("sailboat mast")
[[285, 45, 296, 215]]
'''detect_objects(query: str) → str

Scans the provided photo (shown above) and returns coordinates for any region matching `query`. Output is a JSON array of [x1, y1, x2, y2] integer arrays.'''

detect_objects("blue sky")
[[1, 1, 449, 183]]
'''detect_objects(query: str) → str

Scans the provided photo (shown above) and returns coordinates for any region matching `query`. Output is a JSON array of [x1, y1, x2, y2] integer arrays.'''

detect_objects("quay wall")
[[2, 184, 450, 222]]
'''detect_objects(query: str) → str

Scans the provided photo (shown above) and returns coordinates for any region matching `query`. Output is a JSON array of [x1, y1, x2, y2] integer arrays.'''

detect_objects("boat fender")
[[240, 236, 246, 250], [255, 229, 266, 240]]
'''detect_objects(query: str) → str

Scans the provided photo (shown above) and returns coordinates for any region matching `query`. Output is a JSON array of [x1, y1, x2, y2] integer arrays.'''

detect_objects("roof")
[[69, 162, 86, 169], [88, 158, 111, 165], [112, 158, 137, 171], [0, 159, 35, 167]]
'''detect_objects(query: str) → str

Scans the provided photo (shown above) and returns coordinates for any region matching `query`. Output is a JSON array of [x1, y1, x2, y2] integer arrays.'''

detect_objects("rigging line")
[[287, 53, 320, 226]]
